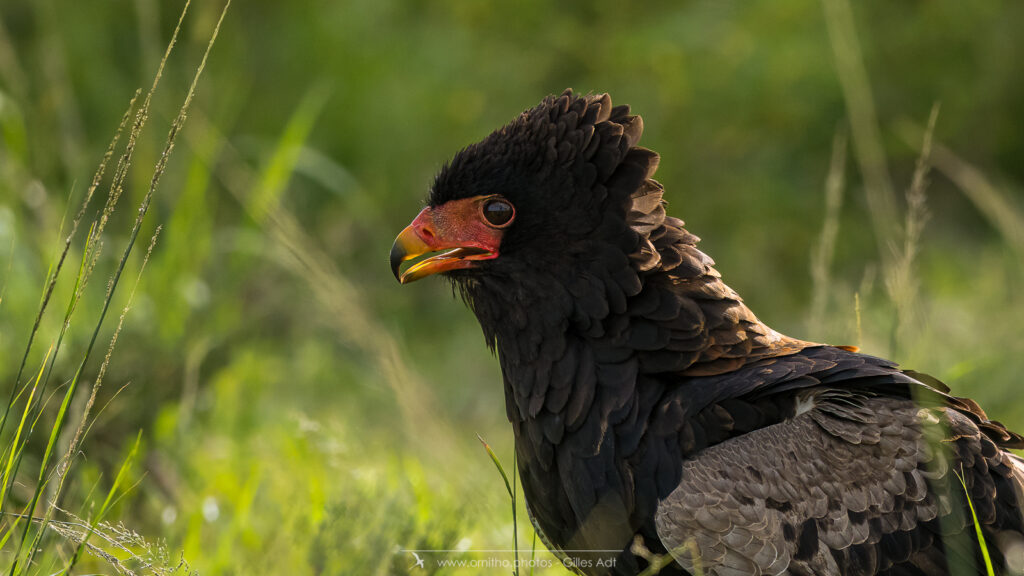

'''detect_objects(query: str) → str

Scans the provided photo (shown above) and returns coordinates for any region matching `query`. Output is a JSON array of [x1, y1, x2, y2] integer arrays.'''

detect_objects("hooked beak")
[[390, 202, 501, 284]]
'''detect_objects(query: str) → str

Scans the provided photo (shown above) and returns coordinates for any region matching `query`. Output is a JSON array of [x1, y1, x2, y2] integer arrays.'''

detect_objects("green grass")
[[0, 1, 229, 572], [0, 0, 1023, 574], [956, 466, 997, 576]]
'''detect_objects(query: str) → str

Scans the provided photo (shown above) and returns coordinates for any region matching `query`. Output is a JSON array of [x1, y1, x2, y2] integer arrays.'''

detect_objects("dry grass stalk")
[[6, 509, 195, 576], [895, 120, 1024, 255], [885, 103, 940, 354], [808, 126, 848, 338], [821, 0, 900, 270], [40, 3, 232, 568]]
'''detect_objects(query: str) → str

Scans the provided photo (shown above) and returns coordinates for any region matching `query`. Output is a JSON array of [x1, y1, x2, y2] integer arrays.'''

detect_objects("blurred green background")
[[1, 0, 1023, 573]]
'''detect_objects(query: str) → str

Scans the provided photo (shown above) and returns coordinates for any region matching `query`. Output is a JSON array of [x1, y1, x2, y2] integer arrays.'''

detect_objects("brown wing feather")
[[654, 393, 1024, 576]]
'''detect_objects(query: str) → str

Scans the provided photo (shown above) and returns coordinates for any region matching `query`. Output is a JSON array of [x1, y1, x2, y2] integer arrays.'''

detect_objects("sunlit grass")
[[955, 466, 997, 576], [0, 0, 229, 572]]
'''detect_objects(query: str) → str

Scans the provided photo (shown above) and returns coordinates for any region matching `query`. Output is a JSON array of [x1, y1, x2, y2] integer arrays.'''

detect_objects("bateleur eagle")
[[390, 90, 1024, 576]]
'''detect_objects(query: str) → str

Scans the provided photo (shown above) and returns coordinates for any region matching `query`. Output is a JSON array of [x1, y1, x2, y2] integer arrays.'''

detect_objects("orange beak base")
[[390, 199, 503, 284]]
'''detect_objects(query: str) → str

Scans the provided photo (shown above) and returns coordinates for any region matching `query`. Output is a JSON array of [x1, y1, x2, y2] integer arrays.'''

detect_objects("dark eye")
[[482, 198, 515, 227]]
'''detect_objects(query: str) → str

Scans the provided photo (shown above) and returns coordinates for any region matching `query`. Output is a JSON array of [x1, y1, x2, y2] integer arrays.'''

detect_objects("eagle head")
[[390, 89, 665, 290]]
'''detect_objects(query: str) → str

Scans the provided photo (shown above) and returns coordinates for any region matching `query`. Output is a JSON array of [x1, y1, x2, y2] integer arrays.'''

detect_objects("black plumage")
[[391, 90, 1024, 575]]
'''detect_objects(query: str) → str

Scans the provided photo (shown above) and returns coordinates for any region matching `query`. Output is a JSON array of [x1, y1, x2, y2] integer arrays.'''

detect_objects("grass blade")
[[954, 466, 996, 576], [476, 435, 512, 499], [0, 345, 53, 517], [477, 434, 519, 575]]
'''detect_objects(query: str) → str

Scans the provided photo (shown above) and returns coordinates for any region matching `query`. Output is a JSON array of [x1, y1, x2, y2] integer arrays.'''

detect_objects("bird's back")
[[517, 344, 1024, 576]]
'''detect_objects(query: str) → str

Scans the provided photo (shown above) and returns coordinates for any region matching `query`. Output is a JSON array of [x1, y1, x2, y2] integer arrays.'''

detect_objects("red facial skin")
[[390, 195, 512, 284]]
